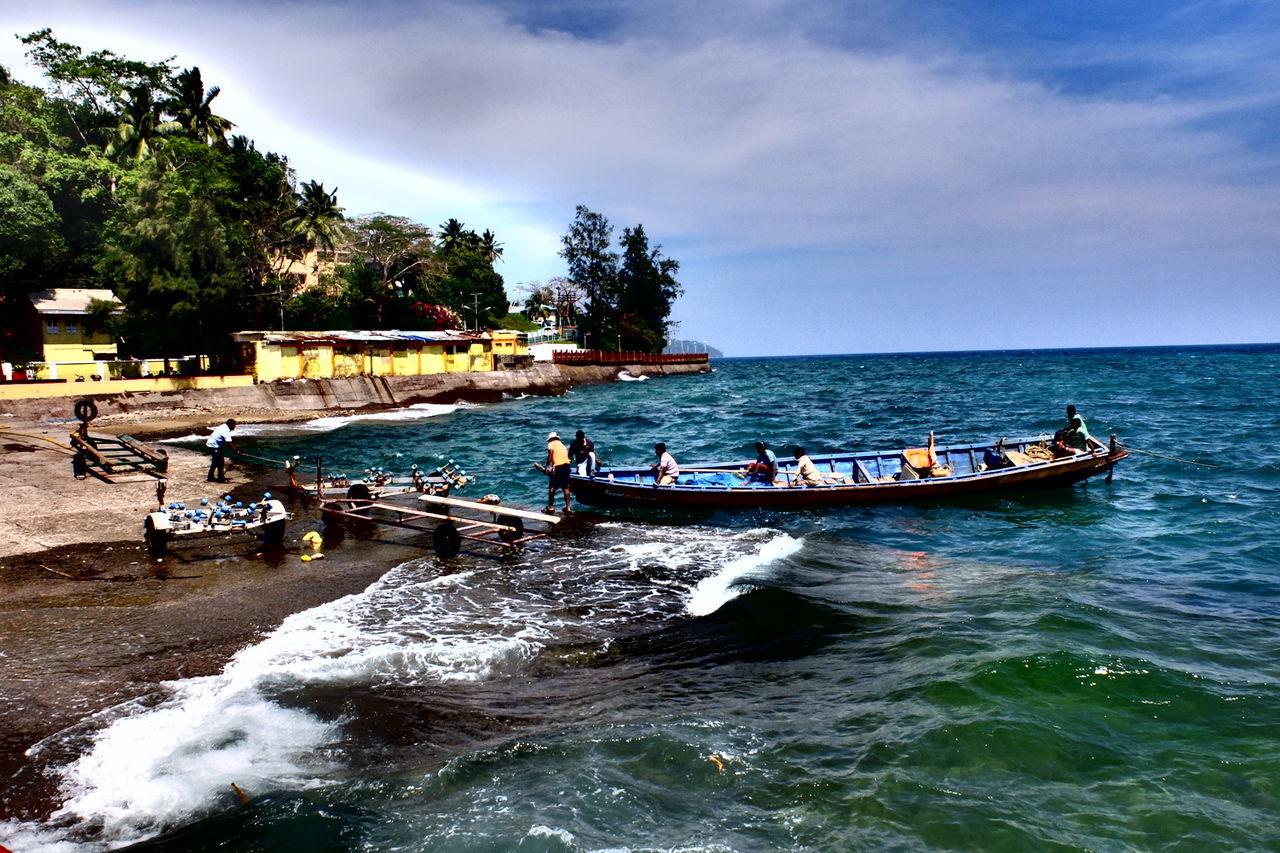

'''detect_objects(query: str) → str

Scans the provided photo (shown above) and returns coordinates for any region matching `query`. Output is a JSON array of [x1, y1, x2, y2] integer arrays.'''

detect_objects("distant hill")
[[664, 339, 724, 359]]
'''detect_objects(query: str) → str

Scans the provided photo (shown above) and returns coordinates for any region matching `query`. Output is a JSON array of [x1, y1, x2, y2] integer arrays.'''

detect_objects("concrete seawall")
[[0, 362, 712, 421]]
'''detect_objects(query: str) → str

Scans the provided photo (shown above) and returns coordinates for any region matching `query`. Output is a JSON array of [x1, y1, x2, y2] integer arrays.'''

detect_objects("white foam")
[[160, 402, 478, 444], [618, 370, 648, 381], [686, 530, 802, 616], [49, 679, 335, 844], [261, 402, 478, 434], [7, 524, 796, 849]]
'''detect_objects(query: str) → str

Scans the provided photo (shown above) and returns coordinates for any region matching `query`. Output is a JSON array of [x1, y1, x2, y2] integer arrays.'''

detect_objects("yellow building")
[[26, 288, 121, 363], [233, 330, 519, 383]]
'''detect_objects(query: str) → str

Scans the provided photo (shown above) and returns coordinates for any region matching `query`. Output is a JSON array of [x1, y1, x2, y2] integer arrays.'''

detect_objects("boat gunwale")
[[574, 435, 1123, 494]]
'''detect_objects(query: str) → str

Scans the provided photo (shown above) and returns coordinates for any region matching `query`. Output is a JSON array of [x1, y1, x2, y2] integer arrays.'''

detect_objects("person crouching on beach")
[[652, 443, 679, 485], [542, 431, 572, 514]]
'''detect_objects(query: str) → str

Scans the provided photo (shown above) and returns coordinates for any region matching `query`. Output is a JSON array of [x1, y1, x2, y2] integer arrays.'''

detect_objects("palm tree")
[[166, 66, 233, 146], [286, 180, 346, 256], [104, 84, 180, 162], [480, 229, 504, 264], [437, 218, 467, 254]]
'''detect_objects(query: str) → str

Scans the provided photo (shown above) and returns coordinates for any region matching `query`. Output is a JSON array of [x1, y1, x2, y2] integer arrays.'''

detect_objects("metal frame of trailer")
[[316, 490, 561, 557]]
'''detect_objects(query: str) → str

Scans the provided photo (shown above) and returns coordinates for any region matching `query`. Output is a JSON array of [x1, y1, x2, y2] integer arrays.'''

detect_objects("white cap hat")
[[547, 432, 559, 440]]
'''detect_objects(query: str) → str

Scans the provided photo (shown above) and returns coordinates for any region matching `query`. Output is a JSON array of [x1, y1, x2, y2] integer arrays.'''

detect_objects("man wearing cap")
[[543, 431, 572, 514], [206, 418, 238, 483]]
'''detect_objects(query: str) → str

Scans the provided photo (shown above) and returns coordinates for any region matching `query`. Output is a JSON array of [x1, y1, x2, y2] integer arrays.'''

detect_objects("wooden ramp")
[[70, 431, 169, 482]]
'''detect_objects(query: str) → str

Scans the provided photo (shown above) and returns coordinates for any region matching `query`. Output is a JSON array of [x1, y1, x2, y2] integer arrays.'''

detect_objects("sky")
[[3, 0, 1279, 356]]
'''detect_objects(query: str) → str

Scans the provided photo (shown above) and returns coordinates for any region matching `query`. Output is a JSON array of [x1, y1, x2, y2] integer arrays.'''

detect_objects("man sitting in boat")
[[743, 441, 778, 483], [652, 443, 680, 485], [790, 446, 825, 486], [1052, 405, 1103, 455]]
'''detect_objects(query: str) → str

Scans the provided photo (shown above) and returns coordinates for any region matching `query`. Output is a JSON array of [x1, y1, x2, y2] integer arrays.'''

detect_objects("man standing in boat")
[[570, 429, 598, 477], [652, 443, 680, 485], [542, 432, 573, 514], [206, 418, 238, 483]]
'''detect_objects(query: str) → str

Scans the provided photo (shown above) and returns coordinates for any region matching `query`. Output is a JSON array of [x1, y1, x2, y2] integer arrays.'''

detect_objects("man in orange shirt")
[[542, 432, 573, 514]]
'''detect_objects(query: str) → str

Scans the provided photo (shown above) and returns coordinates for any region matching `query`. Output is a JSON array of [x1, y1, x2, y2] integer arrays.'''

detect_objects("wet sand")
[[0, 410, 408, 819]]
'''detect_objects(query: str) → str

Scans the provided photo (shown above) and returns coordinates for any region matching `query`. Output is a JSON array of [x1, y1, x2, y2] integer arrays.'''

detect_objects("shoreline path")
[[0, 407, 403, 820]]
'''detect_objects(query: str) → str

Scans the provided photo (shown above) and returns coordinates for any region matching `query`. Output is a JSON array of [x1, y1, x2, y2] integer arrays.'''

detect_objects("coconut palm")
[[437, 218, 467, 254], [480, 229, 504, 264], [285, 180, 346, 256], [104, 84, 180, 162], [166, 66, 233, 146]]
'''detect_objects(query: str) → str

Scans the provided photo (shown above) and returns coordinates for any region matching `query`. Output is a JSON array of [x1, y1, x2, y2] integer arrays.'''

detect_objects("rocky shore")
[[0, 361, 710, 819]]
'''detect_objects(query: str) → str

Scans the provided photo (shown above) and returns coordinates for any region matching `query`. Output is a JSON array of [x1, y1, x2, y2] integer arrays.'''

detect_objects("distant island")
[[665, 339, 723, 359]]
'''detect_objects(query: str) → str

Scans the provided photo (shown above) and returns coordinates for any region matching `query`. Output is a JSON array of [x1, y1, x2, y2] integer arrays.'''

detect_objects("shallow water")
[[4, 344, 1280, 852]]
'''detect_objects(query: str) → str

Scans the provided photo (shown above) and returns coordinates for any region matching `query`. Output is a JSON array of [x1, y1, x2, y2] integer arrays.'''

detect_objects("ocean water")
[[5, 345, 1280, 852]]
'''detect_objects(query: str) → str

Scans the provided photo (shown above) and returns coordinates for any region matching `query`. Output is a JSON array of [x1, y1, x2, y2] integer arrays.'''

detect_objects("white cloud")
[[4, 0, 1279, 353]]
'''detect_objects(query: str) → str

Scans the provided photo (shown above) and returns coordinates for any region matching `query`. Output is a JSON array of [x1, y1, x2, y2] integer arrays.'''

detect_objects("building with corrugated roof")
[[233, 329, 530, 382]]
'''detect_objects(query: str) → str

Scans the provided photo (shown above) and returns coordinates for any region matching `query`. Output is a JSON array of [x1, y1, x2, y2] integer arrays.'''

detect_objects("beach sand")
[[0, 410, 402, 819]]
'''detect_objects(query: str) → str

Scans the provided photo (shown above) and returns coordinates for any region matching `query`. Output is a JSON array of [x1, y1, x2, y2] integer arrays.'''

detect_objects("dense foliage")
[[558, 205, 682, 351], [0, 30, 511, 362]]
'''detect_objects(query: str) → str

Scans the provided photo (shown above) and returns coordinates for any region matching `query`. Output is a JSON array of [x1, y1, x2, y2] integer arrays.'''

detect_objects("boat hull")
[[570, 437, 1126, 509]]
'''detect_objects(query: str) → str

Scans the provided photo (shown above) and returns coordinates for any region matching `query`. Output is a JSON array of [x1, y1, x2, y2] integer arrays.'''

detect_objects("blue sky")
[[3, 0, 1278, 356]]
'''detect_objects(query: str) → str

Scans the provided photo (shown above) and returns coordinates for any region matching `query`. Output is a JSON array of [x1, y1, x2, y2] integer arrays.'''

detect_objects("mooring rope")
[[234, 449, 291, 467], [1118, 443, 1220, 469]]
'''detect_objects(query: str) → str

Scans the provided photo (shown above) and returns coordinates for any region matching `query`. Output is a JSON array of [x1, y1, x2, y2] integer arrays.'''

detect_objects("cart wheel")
[[321, 507, 341, 525], [262, 518, 286, 544], [144, 517, 169, 556], [347, 483, 372, 502], [497, 514, 524, 545], [74, 399, 98, 423], [432, 521, 462, 558]]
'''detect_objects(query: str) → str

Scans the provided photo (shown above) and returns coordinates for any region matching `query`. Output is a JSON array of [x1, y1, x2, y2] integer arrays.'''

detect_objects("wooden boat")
[[569, 434, 1128, 509], [144, 492, 291, 555]]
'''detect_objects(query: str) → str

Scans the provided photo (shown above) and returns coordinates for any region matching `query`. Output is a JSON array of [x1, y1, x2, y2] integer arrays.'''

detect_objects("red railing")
[[552, 350, 709, 365]]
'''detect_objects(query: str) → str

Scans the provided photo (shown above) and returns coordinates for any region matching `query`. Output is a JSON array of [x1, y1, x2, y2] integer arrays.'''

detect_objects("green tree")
[[437, 218, 467, 254], [98, 165, 245, 362], [20, 28, 172, 149], [616, 224, 682, 351], [343, 214, 438, 326], [103, 84, 180, 163], [480, 228, 504, 264], [165, 66, 233, 147], [284, 180, 345, 256], [559, 205, 618, 348]]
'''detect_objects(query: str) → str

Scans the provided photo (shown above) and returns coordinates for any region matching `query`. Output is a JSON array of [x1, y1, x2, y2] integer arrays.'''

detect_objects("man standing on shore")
[[542, 431, 572, 514], [206, 418, 238, 483]]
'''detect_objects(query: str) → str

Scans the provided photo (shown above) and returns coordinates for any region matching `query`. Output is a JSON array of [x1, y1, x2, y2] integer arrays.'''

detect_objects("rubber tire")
[[144, 517, 169, 556], [74, 399, 98, 423], [261, 518, 286, 544], [432, 521, 462, 558], [497, 514, 524, 545], [347, 483, 372, 501]]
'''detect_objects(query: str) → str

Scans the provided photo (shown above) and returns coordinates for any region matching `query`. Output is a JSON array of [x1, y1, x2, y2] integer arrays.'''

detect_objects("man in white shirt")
[[206, 418, 238, 483]]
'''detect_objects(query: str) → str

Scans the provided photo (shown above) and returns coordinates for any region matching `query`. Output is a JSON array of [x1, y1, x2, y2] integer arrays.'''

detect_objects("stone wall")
[[0, 361, 711, 421]]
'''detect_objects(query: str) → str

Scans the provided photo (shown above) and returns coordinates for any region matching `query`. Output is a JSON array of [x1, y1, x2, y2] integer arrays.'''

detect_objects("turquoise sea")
[[5, 344, 1280, 851]]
